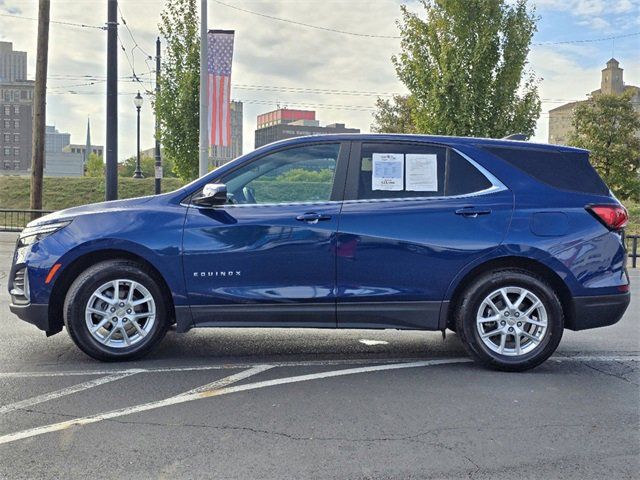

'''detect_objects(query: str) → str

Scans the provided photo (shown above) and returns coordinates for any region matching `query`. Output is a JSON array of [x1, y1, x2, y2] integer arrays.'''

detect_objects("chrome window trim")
[[185, 147, 507, 208]]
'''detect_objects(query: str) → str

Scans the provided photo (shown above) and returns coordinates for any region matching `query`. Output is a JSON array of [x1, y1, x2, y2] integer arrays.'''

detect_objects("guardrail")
[[0, 209, 53, 232], [626, 234, 639, 269]]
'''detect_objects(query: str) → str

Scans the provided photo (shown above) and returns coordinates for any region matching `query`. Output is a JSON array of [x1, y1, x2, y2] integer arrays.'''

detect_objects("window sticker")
[[372, 153, 404, 190], [406, 154, 438, 192]]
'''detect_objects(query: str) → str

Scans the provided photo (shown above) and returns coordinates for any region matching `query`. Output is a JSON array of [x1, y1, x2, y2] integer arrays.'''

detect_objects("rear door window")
[[349, 142, 492, 200]]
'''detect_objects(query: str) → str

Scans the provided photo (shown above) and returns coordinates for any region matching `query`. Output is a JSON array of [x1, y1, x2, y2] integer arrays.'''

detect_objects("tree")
[[371, 95, 417, 133], [385, 0, 541, 138], [568, 92, 640, 201], [119, 154, 178, 178], [85, 153, 104, 177], [155, 0, 200, 181]]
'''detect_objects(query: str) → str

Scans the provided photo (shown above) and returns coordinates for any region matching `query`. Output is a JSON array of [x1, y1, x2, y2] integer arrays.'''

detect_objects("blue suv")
[[9, 134, 630, 370]]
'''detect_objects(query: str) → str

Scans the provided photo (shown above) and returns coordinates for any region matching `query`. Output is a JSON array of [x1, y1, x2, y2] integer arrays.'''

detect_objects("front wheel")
[[64, 260, 169, 361], [455, 269, 564, 371]]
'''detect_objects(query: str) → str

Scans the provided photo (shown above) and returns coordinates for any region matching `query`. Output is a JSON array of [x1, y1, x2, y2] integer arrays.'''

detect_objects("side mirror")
[[192, 183, 227, 207]]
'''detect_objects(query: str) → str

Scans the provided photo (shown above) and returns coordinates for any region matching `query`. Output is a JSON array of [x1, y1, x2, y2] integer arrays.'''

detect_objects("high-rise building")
[[254, 108, 360, 148], [548, 58, 640, 145], [0, 42, 27, 82], [0, 81, 34, 172], [210, 100, 243, 168], [45, 125, 71, 153]]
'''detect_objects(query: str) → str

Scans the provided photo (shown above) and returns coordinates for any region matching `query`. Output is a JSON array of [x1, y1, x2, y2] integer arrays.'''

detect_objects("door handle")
[[296, 212, 332, 224], [455, 207, 492, 218]]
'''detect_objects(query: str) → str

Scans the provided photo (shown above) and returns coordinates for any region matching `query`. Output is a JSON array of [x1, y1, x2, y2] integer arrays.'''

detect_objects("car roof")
[[263, 133, 588, 154]]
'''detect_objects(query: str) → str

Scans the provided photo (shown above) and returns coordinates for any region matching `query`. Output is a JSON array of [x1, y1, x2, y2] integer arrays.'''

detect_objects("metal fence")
[[626, 234, 639, 269], [0, 208, 639, 268], [0, 209, 53, 232]]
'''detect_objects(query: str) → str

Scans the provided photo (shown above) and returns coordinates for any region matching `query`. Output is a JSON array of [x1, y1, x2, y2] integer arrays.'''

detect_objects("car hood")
[[29, 195, 156, 227]]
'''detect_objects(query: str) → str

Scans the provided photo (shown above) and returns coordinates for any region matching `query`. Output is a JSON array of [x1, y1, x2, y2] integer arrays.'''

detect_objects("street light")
[[133, 91, 144, 178]]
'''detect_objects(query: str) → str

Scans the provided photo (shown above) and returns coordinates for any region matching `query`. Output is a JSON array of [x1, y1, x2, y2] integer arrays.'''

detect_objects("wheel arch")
[[47, 249, 177, 336], [445, 256, 576, 330]]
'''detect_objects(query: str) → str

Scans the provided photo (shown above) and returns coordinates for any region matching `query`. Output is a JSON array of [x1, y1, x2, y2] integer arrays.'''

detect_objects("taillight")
[[586, 204, 628, 230]]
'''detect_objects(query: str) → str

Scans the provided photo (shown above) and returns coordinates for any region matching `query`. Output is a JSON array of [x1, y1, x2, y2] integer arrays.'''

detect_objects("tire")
[[64, 260, 169, 361], [455, 269, 564, 372]]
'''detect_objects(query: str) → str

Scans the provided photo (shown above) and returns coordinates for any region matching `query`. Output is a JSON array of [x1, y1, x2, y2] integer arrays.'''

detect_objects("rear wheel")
[[64, 260, 169, 361], [455, 269, 564, 371]]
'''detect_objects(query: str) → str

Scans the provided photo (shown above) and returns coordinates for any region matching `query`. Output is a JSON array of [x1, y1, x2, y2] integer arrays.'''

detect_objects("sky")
[[0, 0, 638, 161]]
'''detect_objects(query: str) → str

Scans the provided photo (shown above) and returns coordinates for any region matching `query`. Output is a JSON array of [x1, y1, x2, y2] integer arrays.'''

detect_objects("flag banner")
[[207, 30, 235, 148]]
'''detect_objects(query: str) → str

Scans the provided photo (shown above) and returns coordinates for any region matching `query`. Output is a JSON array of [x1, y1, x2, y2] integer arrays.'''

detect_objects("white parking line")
[[0, 354, 637, 379], [181, 365, 274, 395], [0, 359, 470, 446], [0, 372, 136, 415]]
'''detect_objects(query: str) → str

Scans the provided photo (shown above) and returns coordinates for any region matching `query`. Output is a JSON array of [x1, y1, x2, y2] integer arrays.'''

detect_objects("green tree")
[[275, 168, 334, 183], [387, 0, 541, 138], [568, 92, 640, 201], [85, 153, 104, 177], [155, 0, 200, 181], [119, 154, 178, 178], [371, 95, 417, 133]]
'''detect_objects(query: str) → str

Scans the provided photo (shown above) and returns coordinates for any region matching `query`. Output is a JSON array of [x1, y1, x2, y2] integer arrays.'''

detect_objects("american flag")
[[207, 30, 235, 147]]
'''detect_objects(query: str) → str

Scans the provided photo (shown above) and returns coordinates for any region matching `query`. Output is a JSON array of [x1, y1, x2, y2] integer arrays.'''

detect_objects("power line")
[[532, 31, 640, 46], [211, 0, 400, 39], [0, 12, 105, 30]]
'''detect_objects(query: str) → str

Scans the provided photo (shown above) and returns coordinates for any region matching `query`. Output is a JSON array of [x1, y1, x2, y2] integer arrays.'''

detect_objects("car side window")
[[355, 143, 492, 200], [221, 143, 340, 204]]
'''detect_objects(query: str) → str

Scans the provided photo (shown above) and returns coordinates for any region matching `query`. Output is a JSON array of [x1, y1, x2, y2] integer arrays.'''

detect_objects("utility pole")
[[199, 0, 208, 177], [154, 37, 162, 194], [29, 0, 50, 215], [105, 0, 118, 201]]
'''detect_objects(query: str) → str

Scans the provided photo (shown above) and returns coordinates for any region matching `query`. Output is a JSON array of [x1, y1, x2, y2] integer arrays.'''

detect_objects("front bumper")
[[570, 292, 631, 330], [9, 303, 54, 333]]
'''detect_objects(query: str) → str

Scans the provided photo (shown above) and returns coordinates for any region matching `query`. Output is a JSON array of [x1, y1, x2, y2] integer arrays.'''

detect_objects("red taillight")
[[587, 205, 628, 230]]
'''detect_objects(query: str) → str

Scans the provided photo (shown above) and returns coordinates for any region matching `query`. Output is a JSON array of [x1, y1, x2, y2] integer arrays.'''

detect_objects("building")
[[43, 125, 83, 177], [210, 100, 243, 168], [549, 58, 640, 145], [257, 108, 315, 129], [0, 42, 27, 82], [64, 143, 104, 158], [255, 109, 360, 148], [45, 125, 71, 154], [0, 81, 34, 172]]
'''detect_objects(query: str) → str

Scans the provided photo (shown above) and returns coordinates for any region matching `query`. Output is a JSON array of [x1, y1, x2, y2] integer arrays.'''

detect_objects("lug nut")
[[517, 322, 522, 327], [123, 318, 128, 323], [112, 317, 118, 322], [119, 302, 125, 307], [508, 327, 514, 332], [500, 320, 506, 326], [504, 311, 510, 317], [126, 309, 132, 314]]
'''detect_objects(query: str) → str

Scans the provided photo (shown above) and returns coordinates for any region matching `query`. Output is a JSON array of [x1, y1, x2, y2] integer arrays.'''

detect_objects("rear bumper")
[[9, 303, 52, 332], [570, 293, 630, 330]]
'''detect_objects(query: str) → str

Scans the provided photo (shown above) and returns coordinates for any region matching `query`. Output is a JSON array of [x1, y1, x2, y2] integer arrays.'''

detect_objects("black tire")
[[63, 260, 169, 362], [455, 269, 564, 372]]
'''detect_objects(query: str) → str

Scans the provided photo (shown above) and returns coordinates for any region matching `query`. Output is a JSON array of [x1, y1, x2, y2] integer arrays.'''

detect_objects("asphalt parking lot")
[[0, 232, 638, 479]]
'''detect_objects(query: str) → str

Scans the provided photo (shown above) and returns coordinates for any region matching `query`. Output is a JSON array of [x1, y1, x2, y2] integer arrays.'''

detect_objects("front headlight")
[[18, 220, 72, 247]]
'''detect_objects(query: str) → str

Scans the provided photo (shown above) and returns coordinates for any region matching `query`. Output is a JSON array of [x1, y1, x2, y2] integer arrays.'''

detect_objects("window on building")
[[3, 133, 9, 143], [13, 133, 19, 143], [3, 106, 9, 116], [3, 147, 10, 156], [13, 119, 19, 129], [3, 162, 10, 169], [13, 105, 19, 114], [13, 161, 20, 170], [13, 147, 20, 156], [3, 119, 10, 129]]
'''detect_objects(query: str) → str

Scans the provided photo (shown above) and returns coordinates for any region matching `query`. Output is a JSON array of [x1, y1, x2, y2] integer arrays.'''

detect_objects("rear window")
[[483, 146, 609, 195]]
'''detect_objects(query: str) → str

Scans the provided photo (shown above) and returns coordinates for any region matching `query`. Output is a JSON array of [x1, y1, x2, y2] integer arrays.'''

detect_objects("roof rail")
[[502, 133, 528, 141]]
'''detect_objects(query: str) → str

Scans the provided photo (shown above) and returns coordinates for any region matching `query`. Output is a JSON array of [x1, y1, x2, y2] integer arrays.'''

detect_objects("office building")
[[0, 41, 27, 82], [0, 81, 34, 172], [255, 109, 360, 148]]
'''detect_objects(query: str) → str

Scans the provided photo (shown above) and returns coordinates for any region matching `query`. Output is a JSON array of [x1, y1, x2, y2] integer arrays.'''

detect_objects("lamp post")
[[133, 91, 144, 178]]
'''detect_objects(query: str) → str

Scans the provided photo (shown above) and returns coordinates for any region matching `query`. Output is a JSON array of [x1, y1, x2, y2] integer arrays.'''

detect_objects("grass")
[[0, 176, 186, 211], [0, 175, 638, 235], [623, 199, 639, 236]]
